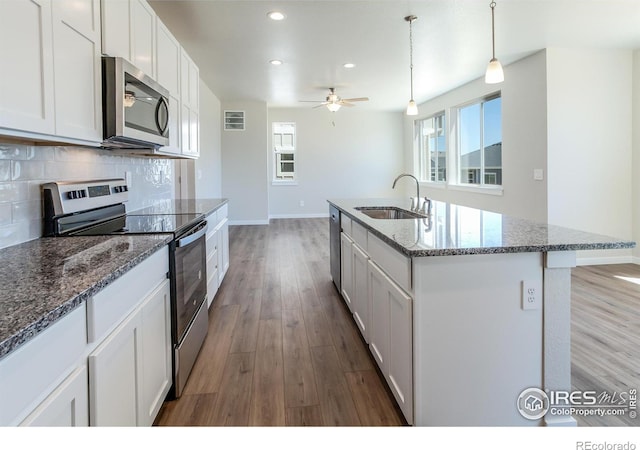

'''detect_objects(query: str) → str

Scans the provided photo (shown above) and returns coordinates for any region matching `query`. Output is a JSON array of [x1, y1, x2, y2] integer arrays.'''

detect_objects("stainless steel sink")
[[355, 206, 427, 220]]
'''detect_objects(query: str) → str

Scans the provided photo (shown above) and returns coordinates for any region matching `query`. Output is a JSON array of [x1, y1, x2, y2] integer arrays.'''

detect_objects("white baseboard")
[[269, 213, 329, 219], [228, 219, 270, 226], [576, 255, 634, 266]]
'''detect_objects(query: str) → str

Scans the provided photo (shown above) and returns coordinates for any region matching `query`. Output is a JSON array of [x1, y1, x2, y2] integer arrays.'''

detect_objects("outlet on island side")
[[521, 280, 542, 310]]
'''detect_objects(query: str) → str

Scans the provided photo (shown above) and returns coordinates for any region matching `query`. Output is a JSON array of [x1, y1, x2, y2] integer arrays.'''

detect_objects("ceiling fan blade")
[[312, 103, 329, 109], [341, 97, 369, 102], [339, 101, 355, 107]]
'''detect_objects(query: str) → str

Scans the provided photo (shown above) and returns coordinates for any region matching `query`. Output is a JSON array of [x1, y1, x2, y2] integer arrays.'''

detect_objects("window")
[[457, 94, 502, 186], [273, 122, 296, 182], [416, 112, 446, 183]]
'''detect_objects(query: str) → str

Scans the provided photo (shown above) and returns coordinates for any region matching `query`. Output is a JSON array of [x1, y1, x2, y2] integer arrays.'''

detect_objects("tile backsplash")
[[0, 143, 175, 249]]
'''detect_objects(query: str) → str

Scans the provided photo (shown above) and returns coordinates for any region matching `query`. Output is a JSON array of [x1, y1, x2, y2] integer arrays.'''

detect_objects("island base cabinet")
[[340, 233, 354, 312], [368, 260, 414, 425], [412, 252, 543, 426]]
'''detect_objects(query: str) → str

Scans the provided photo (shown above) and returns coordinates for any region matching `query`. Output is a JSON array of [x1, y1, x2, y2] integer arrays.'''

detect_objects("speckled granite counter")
[[0, 235, 171, 359], [328, 198, 635, 257], [129, 198, 228, 216]]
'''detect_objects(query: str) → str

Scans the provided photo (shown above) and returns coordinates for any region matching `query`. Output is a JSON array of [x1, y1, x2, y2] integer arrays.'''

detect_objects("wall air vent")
[[224, 110, 245, 131]]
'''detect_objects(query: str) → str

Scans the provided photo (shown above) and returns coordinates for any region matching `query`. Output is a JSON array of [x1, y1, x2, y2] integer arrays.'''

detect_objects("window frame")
[[272, 121, 297, 185], [453, 92, 502, 191], [416, 111, 447, 185]]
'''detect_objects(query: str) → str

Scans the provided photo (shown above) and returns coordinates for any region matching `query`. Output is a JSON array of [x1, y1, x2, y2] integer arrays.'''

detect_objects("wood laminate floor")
[[155, 218, 639, 427], [571, 264, 640, 427], [155, 218, 404, 426]]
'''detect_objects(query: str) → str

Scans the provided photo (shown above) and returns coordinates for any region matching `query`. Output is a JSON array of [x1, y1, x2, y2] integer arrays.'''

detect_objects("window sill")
[[272, 180, 298, 186], [448, 184, 503, 196], [419, 181, 446, 190]]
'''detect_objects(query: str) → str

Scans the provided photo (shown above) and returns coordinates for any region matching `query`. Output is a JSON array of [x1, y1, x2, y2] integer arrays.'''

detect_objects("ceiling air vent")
[[224, 110, 245, 131]]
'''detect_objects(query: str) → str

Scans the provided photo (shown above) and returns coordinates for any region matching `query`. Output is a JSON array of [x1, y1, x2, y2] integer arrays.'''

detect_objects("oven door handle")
[[176, 221, 207, 248]]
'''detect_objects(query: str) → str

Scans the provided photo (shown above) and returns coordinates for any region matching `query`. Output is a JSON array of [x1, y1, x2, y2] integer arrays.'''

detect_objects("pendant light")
[[485, 1, 504, 84], [405, 15, 418, 116]]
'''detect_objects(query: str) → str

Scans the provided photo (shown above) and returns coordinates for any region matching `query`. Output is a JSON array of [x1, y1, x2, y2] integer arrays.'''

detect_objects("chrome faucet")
[[392, 173, 431, 214]]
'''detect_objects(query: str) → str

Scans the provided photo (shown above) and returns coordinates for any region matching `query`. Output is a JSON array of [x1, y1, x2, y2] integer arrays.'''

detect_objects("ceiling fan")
[[300, 88, 369, 112]]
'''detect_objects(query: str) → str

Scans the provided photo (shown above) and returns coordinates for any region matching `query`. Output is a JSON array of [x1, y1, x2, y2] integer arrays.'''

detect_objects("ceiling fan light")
[[406, 100, 418, 116], [485, 58, 504, 84], [327, 103, 341, 112]]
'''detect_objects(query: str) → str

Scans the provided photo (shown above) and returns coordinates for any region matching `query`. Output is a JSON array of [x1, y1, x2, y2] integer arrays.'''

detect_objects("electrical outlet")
[[299, 200, 305, 207], [521, 280, 541, 310], [533, 169, 544, 181]]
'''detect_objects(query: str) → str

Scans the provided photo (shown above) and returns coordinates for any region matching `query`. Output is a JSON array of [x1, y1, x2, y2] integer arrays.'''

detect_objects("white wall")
[[268, 108, 404, 217], [403, 50, 549, 222], [633, 50, 640, 263], [546, 48, 633, 264], [195, 80, 222, 198], [221, 101, 269, 224]]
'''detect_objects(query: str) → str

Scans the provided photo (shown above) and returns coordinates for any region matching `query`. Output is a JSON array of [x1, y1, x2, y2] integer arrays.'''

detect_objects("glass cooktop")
[[71, 213, 204, 236]]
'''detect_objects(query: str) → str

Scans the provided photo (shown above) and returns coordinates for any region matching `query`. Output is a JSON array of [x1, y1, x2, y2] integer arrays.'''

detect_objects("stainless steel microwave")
[[101, 56, 170, 149]]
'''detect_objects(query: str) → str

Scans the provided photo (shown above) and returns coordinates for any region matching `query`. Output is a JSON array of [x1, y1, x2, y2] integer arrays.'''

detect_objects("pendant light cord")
[[406, 15, 417, 101], [490, 1, 496, 60]]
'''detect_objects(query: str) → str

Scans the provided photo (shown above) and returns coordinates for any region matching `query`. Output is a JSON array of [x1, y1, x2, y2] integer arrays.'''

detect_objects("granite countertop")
[[129, 198, 228, 216], [0, 234, 171, 360], [328, 198, 636, 257]]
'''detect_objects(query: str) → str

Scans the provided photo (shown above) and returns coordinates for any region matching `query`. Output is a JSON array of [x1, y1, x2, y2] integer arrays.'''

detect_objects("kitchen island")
[[328, 198, 635, 426]]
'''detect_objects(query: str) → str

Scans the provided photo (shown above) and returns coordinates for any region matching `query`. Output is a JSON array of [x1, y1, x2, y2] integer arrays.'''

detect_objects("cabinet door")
[[352, 243, 370, 342], [138, 279, 172, 426], [368, 260, 389, 371], [156, 19, 180, 96], [0, 0, 55, 135], [387, 275, 413, 425], [88, 311, 140, 426], [131, 0, 156, 78], [51, 0, 102, 142], [101, 0, 131, 59], [20, 366, 88, 427], [217, 218, 229, 285], [340, 233, 354, 312]]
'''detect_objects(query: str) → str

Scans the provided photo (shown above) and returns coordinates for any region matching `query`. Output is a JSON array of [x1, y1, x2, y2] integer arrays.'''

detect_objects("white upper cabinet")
[[156, 19, 181, 152], [0, 0, 55, 135], [0, 0, 102, 144], [52, 0, 102, 142], [180, 48, 199, 158], [101, 0, 156, 79]]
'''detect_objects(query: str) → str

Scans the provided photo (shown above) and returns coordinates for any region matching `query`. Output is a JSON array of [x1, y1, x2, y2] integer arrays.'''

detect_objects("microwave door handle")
[[155, 96, 169, 135], [176, 222, 207, 248]]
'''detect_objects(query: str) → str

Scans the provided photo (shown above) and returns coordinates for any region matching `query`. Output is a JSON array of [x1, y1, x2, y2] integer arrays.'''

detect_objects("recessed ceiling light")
[[270, 59, 283, 65], [343, 63, 356, 69], [267, 11, 285, 21]]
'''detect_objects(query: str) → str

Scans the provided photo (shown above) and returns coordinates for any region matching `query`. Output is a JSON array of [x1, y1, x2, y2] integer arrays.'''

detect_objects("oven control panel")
[[42, 178, 129, 216]]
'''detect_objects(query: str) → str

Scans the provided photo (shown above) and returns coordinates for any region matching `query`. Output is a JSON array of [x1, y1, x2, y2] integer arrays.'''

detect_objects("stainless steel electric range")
[[42, 178, 208, 398]]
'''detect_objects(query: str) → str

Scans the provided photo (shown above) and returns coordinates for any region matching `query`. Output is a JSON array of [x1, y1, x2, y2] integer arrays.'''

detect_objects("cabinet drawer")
[[0, 305, 87, 425], [368, 233, 411, 293], [216, 203, 228, 223], [351, 221, 368, 251], [206, 227, 218, 256], [341, 214, 352, 237], [87, 246, 168, 343]]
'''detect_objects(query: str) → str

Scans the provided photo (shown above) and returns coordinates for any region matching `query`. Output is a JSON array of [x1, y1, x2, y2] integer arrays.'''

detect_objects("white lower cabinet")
[[340, 232, 354, 312], [89, 278, 171, 426], [205, 204, 229, 308], [368, 260, 414, 424], [1, 246, 172, 427], [352, 243, 370, 341], [20, 366, 89, 427]]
